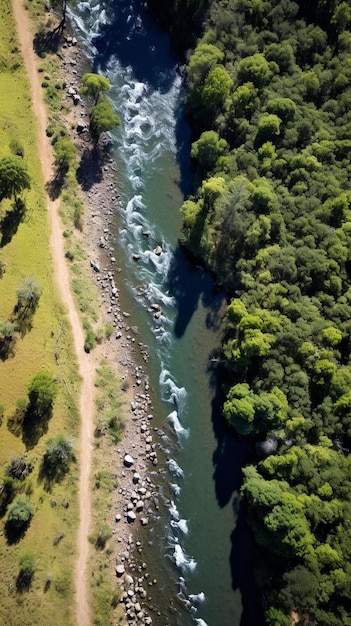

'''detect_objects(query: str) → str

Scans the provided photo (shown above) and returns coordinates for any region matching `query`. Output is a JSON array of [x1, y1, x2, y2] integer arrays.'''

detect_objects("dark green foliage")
[[40, 435, 75, 487], [176, 0, 351, 623], [0, 156, 30, 203]]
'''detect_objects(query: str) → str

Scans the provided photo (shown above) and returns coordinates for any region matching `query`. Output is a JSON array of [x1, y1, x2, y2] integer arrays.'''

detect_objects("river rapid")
[[70, 1, 263, 624]]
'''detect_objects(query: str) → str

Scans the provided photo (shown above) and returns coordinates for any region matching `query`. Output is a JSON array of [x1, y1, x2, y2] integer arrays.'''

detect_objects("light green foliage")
[[224, 383, 287, 435], [237, 52, 274, 87], [201, 65, 233, 113], [191, 130, 227, 169], [255, 113, 281, 144], [53, 135, 76, 169], [266, 97, 296, 122], [89, 100, 121, 140], [28, 371, 57, 414], [229, 81, 259, 118], [187, 43, 224, 83], [81, 72, 111, 104], [7, 495, 34, 530]]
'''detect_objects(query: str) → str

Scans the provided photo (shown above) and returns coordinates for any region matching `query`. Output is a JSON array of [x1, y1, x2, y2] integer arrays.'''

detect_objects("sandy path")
[[12, 2, 93, 624]]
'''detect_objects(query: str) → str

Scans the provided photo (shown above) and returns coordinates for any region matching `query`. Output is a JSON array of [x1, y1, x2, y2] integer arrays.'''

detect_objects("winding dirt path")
[[13, 2, 93, 624]]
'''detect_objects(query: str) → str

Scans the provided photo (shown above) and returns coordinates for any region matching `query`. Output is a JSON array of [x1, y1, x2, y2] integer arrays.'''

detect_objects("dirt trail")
[[12, 2, 93, 624]]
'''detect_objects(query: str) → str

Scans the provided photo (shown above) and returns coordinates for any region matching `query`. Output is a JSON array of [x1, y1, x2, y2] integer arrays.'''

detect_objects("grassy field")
[[0, 1, 81, 624]]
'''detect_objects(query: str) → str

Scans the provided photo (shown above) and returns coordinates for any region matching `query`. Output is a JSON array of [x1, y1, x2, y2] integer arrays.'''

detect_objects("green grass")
[[0, 2, 80, 624]]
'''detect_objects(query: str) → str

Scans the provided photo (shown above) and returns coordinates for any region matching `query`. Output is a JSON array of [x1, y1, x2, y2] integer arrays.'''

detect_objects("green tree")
[[17, 553, 36, 590], [53, 135, 76, 171], [7, 495, 34, 531], [45, 435, 74, 469], [28, 371, 57, 415], [89, 100, 121, 142], [237, 53, 274, 87], [201, 65, 233, 116], [191, 130, 227, 170], [227, 81, 259, 119], [187, 43, 224, 84], [0, 156, 30, 204], [16, 278, 41, 312], [81, 72, 111, 105], [255, 114, 282, 145]]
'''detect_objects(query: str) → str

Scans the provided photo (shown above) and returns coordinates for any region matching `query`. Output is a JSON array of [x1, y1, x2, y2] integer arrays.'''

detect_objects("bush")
[[7, 495, 34, 531], [28, 371, 57, 415]]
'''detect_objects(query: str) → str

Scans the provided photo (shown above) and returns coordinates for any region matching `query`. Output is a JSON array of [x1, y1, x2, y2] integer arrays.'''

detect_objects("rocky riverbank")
[[58, 26, 164, 626]]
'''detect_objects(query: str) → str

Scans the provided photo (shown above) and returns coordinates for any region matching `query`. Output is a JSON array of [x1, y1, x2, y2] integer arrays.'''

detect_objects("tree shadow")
[[5, 519, 30, 545], [7, 403, 27, 438], [22, 405, 53, 450], [38, 455, 70, 492], [33, 23, 64, 56], [167, 244, 225, 339], [230, 503, 265, 626], [46, 167, 67, 200], [76, 142, 112, 191], [10, 307, 34, 339], [0, 199, 27, 248], [16, 569, 34, 593], [0, 336, 16, 361], [208, 363, 264, 624]]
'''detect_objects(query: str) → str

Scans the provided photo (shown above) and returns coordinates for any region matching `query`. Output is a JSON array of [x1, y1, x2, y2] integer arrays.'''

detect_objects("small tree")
[[7, 495, 34, 531], [0, 320, 17, 342], [53, 136, 76, 172], [0, 156, 31, 205], [89, 100, 121, 142], [28, 371, 57, 416], [81, 73, 111, 105], [16, 278, 41, 312], [45, 435, 75, 470], [17, 553, 36, 590]]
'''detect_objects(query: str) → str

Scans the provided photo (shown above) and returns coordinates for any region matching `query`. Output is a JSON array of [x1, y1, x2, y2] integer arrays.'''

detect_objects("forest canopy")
[[170, 0, 351, 624]]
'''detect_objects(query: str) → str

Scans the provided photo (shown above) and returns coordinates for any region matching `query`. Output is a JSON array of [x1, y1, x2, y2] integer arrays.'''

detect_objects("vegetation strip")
[[154, 0, 351, 624]]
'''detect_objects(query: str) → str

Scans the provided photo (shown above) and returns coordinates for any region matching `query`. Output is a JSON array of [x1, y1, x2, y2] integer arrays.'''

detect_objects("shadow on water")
[[92, 0, 176, 92], [209, 367, 265, 625], [167, 245, 224, 339], [90, 0, 194, 197]]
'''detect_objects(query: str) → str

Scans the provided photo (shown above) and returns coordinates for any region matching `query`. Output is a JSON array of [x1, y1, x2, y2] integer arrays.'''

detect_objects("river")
[[70, 1, 263, 624]]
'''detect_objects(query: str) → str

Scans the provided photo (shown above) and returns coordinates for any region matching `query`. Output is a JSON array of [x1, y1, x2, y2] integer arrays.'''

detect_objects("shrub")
[[7, 495, 34, 531]]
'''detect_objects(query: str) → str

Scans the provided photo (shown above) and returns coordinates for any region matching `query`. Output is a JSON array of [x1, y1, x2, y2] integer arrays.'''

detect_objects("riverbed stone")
[[123, 454, 135, 467], [116, 564, 125, 576], [127, 510, 136, 523]]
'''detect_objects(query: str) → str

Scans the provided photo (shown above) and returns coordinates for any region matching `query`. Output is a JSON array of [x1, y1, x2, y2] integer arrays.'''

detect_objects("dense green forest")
[[150, 0, 351, 624]]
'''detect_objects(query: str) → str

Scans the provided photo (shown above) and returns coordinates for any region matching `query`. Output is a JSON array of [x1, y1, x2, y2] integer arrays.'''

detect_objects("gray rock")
[[123, 454, 135, 467], [116, 564, 125, 577], [127, 510, 136, 523]]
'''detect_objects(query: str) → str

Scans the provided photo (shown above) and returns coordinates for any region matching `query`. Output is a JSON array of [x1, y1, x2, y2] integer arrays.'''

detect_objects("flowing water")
[[70, 1, 263, 624]]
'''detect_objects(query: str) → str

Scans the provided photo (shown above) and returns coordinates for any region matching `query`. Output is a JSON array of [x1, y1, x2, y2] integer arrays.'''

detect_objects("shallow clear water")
[[70, 1, 263, 624]]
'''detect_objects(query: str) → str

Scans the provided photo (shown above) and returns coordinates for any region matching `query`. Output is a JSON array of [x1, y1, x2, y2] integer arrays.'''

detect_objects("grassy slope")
[[0, 1, 80, 623]]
